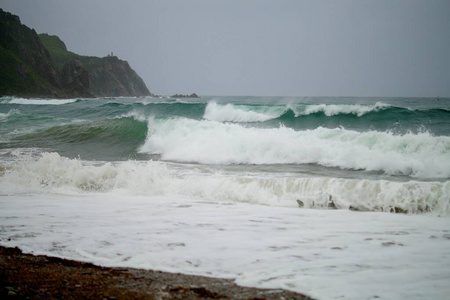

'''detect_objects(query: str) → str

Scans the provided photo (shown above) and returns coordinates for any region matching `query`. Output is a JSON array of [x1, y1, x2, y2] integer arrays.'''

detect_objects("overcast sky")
[[1, 0, 449, 97]]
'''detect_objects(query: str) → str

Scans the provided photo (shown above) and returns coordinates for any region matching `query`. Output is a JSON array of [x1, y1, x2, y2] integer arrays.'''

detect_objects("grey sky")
[[1, 0, 449, 97]]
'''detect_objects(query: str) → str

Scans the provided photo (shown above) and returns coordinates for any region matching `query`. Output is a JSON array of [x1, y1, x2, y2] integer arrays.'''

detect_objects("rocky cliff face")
[[0, 9, 151, 98], [86, 56, 150, 97], [39, 34, 152, 97], [61, 59, 91, 98], [0, 9, 66, 97]]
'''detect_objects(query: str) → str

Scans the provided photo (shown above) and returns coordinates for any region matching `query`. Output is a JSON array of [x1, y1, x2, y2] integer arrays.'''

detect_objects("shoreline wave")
[[5, 98, 83, 105], [1, 152, 448, 215], [140, 118, 450, 179]]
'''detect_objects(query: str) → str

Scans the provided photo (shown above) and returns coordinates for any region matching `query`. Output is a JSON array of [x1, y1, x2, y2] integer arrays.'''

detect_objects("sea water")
[[1, 96, 449, 299]]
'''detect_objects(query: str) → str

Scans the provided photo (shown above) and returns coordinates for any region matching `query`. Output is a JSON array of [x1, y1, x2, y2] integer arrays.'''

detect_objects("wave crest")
[[203, 101, 280, 122], [295, 102, 391, 117], [1, 152, 449, 214], [0, 109, 21, 121], [140, 118, 450, 179], [8, 98, 81, 105]]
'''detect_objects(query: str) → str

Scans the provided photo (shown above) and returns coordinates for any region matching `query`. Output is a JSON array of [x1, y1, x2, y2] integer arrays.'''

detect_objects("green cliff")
[[0, 9, 86, 97], [0, 9, 151, 98], [39, 34, 151, 97]]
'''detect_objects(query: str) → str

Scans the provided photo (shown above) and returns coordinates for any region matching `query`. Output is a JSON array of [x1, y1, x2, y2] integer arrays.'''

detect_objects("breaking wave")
[[204, 101, 281, 122], [202, 102, 391, 122], [0, 109, 21, 121], [140, 118, 450, 179], [1, 152, 448, 214], [7, 98, 82, 105], [294, 102, 391, 117]]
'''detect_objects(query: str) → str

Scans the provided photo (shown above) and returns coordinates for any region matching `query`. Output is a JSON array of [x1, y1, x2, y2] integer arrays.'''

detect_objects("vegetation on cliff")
[[39, 34, 151, 97], [0, 9, 73, 97], [0, 9, 151, 98]]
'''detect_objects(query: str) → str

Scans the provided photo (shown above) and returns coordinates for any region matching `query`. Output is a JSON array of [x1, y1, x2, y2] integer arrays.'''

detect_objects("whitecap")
[[9, 98, 80, 105], [139, 118, 450, 179], [203, 101, 279, 122], [1, 152, 449, 214], [296, 102, 390, 117]]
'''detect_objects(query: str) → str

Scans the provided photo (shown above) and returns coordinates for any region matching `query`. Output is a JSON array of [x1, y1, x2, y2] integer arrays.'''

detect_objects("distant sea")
[[1, 96, 450, 299]]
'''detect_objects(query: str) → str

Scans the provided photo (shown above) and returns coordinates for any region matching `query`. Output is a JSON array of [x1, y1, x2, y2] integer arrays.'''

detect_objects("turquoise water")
[[2, 96, 450, 300], [1, 96, 449, 179], [1, 95, 450, 213]]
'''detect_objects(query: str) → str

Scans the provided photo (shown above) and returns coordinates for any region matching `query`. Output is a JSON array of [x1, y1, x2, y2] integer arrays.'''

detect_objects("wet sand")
[[0, 246, 311, 299]]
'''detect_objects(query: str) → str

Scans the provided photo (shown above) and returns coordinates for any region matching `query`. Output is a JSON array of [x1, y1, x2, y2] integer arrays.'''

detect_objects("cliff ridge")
[[0, 9, 151, 98], [0, 9, 75, 97], [39, 34, 151, 97]]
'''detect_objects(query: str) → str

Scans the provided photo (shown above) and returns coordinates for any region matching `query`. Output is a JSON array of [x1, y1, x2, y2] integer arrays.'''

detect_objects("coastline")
[[0, 246, 311, 299]]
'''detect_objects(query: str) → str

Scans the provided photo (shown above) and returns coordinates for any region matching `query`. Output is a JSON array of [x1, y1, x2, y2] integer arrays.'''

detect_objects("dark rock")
[[61, 59, 92, 97], [40, 34, 153, 97], [189, 286, 222, 298], [382, 242, 396, 247], [389, 207, 408, 214], [87, 57, 151, 97], [328, 195, 337, 209], [0, 9, 63, 97], [349, 205, 370, 212], [296, 199, 304, 208], [0, 9, 151, 98], [171, 93, 200, 98]]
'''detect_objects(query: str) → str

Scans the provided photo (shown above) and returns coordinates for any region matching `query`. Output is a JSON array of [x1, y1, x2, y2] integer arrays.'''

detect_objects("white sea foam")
[[295, 102, 390, 116], [1, 193, 450, 300], [137, 98, 204, 105], [175, 99, 204, 104], [9, 98, 79, 105], [0, 96, 14, 101], [138, 99, 175, 105], [0, 109, 21, 121], [1, 152, 449, 214], [114, 110, 147, 122], [204, 101, 280, 122], [140, 118, 450, 179]]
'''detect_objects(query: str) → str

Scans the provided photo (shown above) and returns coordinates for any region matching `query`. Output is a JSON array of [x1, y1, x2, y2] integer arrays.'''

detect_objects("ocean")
[[1, 95, 450, 299]]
